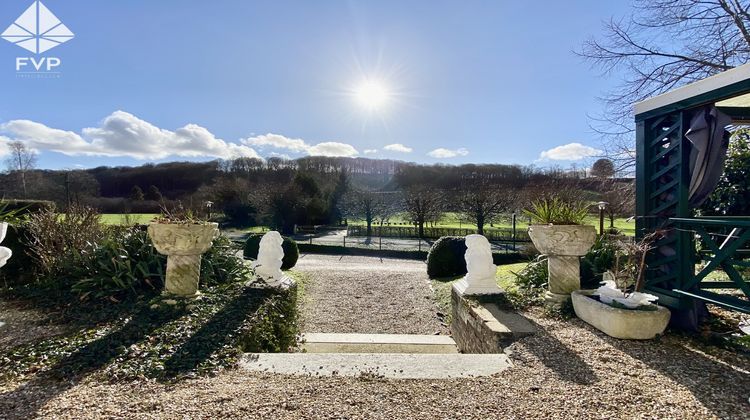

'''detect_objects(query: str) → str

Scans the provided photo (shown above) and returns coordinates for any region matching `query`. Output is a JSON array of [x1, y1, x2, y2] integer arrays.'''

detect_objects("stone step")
[[301, 333, 458, 354], [240, 353, 512, 379]]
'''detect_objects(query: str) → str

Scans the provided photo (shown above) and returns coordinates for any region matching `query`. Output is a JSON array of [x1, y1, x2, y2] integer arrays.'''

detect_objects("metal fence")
[[292, 230, 527, 253]]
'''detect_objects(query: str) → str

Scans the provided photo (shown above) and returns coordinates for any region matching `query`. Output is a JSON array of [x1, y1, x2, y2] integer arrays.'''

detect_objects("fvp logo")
[[1, 1, 74, 76]]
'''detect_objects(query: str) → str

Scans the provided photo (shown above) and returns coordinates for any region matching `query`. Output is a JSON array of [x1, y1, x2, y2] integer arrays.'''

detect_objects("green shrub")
[[514, 255, 548, 289], [427, 236, 467, 278], [581, 236, 620, 289], [201, 235, 252, 286], [70, 226, 166, 300], [524, 197, 589, 225], [243, 233, 299, 270], [297, 243, 428, 260], [240, 285, 299, 353]]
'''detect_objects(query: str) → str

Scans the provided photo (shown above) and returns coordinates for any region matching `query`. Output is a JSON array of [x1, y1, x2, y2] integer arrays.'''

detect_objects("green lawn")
[[99, 214, 159, 225], [351, 212, 635, 235]]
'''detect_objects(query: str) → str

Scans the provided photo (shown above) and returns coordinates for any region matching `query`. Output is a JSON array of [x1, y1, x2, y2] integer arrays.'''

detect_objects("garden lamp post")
[[596, 201, 608, 236], [206, 200, 214, 219]]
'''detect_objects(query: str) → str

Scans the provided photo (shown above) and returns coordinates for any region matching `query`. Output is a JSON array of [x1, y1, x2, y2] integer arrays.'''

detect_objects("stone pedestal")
[[527, 224, 597, 305], [148, 222, 219, 298], [545, 255, 582, 303], [164, 254, 201, 296]]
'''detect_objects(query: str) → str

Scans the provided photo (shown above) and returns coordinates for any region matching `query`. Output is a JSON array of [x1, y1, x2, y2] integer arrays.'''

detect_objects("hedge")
[[426, 236, 525, 279], [0, 199, 55, 216], [295, 242, 525, 267], [243, 233, 299, 270]]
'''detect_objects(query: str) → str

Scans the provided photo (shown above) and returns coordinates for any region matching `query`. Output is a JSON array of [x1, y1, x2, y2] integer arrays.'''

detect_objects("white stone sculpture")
[[454, 234, 502, 295], [253, 231, 289, 287], [0, 222, 11, 269]]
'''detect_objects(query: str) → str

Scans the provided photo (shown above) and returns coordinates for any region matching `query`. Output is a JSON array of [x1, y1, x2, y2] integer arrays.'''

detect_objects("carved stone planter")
[[571, 291, 671, 340], [148, 222, 219, 297], [527, 224, 596, 303]]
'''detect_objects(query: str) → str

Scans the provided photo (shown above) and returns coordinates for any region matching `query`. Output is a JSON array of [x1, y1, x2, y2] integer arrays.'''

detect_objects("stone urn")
[[148, 222, 219, 297], [571, 291, 671, 339], [527, 224, 597, 303]]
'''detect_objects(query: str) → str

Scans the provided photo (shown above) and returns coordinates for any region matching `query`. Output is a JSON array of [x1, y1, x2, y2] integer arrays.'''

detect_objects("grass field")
[[99, 214, 159, 225], [350, 212, 635, 235]]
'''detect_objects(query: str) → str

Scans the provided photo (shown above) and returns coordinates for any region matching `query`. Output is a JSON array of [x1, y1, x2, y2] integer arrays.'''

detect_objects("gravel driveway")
[[2, 308, 748, 419], [295, 254, 449, 335], [1, 255, 749, 419]]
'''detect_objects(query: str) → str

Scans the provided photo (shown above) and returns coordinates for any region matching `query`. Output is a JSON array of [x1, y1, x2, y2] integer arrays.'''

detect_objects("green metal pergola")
[[635, 63, 750, 321]]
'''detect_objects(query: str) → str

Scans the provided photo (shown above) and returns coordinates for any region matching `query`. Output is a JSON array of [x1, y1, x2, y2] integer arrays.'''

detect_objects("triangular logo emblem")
[[1, 1, 74, 54]]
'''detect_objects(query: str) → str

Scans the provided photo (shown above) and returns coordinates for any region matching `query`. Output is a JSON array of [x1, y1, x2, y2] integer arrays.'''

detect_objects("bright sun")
[[354, 80, 389, 110]]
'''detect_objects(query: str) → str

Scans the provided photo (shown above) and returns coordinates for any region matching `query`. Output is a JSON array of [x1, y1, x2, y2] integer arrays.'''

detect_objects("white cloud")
[[539, 142, 602, 161], [307, 142, 358, 157], [363, 149, 378, 155], [242, 133, 358, 157], [243, 133, 308, 152], [384, 143, 412, 153], [427, 147, 469, 159], [0, 111, 260, 160], [0, 136, 11, 157]]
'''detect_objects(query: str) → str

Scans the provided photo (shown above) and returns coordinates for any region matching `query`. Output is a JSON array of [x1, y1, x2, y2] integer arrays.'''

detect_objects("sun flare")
[[354, 80, 390, 110]]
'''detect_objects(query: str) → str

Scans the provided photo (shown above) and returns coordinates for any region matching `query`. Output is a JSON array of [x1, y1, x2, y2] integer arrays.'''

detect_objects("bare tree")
[[579, 0, 750, 172], [4, 141, 37, 197], [403, 187, 445, 238], [601, 180, 635, 228], [456, 184, 513, 235], [341, 189, 401, 236]]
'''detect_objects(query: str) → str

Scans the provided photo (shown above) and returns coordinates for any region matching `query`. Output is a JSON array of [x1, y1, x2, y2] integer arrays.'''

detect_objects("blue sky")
[[0, 0, 632, 170]]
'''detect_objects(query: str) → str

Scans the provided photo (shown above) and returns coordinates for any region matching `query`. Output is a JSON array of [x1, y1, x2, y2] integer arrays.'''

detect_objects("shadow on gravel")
[[162, 288, 268, 377], [0, 305, 183, 420], [522, 319, 598, 385], [609, 334, 750, 418]]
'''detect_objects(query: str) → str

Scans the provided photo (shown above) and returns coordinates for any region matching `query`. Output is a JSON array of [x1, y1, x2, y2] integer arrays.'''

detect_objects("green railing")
[[666, 217, 750, 313]]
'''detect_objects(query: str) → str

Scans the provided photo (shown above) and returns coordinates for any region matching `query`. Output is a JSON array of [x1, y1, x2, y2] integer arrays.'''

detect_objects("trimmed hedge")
[[426, 236, 525, 279], [0, 200, 55, 216], [427, 236, 467, 278], [297, 243, 428, 260], [243, 233, 299, 270], [295, 241, 524, 269]]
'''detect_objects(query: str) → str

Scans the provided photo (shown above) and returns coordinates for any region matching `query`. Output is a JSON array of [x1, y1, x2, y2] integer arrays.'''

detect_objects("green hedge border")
[[297, 243, 525, 264]]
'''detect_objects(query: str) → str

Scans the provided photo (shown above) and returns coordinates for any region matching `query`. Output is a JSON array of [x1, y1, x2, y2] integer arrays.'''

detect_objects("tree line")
[[1, 143, 635, 237]]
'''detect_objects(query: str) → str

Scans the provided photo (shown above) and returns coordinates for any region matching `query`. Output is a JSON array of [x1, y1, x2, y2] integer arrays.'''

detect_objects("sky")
[[0, 0, 633, 170]]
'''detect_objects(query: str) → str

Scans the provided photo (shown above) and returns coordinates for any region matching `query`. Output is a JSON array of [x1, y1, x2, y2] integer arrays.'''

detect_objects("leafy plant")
[[513, 255, 548, 290], [581, 235, 620, 289], [155, 201, 208, 224], [70, 226, 166, 300], [524, 197, 589, 225], [201, 235, 253, 286]]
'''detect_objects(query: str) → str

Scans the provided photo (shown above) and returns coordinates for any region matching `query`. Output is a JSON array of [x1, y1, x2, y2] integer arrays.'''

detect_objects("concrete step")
[[240, 353, 512, 379], [301, 333, 458, 354]]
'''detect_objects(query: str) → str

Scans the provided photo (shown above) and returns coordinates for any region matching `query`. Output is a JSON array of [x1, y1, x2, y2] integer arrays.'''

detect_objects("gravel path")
[[1, 308, 748, 419], [295, 254, 449, 335], [0, 301, 67, 351], [1, 255, 749, 418]]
